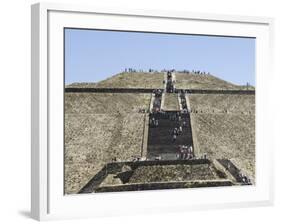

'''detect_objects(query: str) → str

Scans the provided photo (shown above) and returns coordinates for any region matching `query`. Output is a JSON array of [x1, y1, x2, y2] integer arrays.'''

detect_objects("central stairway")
[[147, 112, 193, 160], [147, 71, 194, 160]]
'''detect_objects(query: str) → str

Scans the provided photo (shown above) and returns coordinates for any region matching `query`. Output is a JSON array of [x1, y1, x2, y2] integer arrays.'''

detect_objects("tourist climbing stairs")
[[147, 71, 194, 160]]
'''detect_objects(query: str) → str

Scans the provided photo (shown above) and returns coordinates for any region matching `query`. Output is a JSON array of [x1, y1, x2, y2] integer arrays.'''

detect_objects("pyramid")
[[65, 71, 255, 194]]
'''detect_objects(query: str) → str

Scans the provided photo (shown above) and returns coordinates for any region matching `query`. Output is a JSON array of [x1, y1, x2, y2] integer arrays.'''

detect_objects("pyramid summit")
[[66, 70, 254, 91]]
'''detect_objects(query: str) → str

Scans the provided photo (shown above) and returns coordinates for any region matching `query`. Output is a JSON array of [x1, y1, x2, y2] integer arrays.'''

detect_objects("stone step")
[[148, 140, 193, 145], [147, 145, 179, 153], [148, 128, 192, 136], [148, 136, 193, 142], [147, 152, 178, 160], [149, 120, 192, 128]]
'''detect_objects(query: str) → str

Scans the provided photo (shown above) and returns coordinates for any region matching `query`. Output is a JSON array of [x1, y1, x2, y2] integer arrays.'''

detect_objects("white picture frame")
[[31, 2, 274, 221]]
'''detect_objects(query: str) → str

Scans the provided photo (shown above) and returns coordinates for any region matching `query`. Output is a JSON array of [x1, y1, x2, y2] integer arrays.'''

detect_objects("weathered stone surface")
[[64, 93, 151, 194], [65, 72, 255, 193], [128, 164, 216, 183], [65, 93, 151, 114], [189, 94, 255, 114], [67, 72, 164, 89], [175, 72, 254, 90], [163, 93, 180, 111], [189, 93, 255, 180]]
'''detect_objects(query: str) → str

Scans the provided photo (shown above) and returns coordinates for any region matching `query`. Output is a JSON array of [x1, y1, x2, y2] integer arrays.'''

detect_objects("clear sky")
[[65, 28, 255, 86]]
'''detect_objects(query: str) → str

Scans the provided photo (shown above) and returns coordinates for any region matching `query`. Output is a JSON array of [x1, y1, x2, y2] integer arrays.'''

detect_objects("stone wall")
[[189, 94, 255, 114], [163, 93, 180, 111], [188, 94, 255, 181], [95, 180, 233, 193], [64, 93, 151, 194], [128, 164, 216, 183]]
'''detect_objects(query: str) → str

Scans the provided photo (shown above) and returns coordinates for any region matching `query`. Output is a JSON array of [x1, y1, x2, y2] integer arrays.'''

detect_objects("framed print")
[[31, 2, 274, 221]]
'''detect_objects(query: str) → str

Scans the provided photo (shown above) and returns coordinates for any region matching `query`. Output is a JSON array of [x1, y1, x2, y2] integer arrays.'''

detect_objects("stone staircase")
[[147, 112, 193, 160], [147, 71, 194, 160], [217, 159, 252, 185]]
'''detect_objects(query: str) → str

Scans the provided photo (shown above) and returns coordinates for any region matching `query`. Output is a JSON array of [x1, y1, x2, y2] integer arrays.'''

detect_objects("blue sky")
[[65, 28, 255, 86]]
